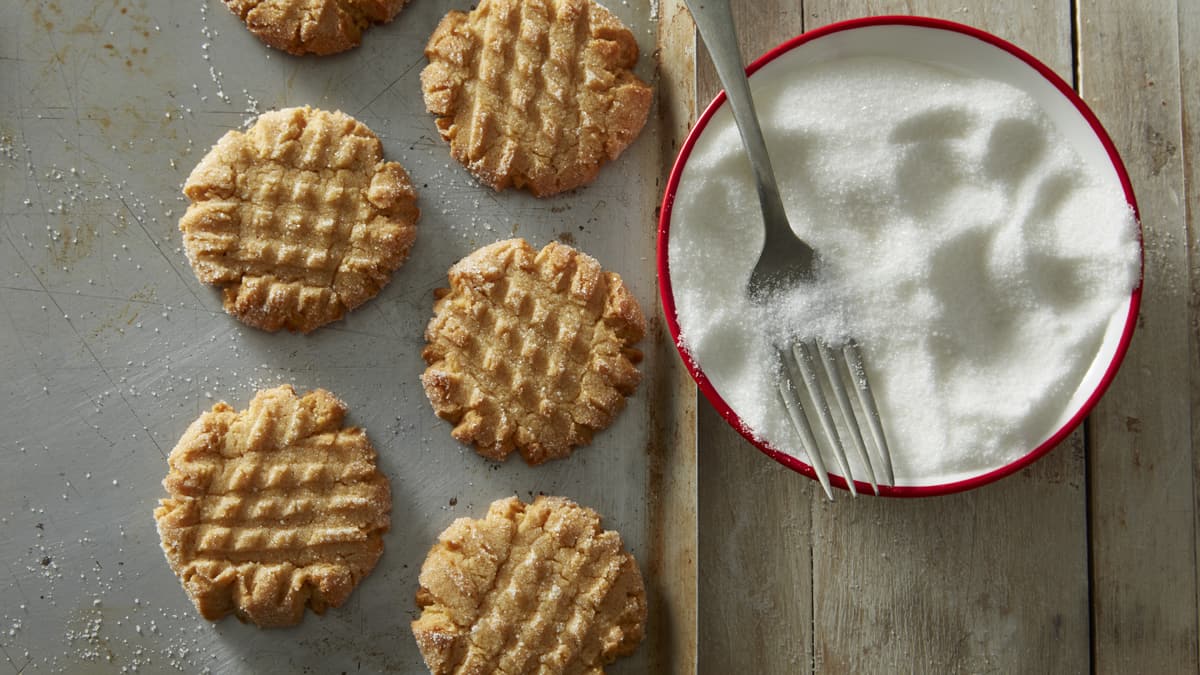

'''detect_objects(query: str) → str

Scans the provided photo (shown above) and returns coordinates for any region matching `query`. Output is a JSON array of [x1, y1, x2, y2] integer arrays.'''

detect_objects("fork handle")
[[684, 0, 795, 251]]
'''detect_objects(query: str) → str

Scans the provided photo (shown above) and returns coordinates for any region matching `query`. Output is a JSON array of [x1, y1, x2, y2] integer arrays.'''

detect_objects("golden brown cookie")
[[180, 106, 419, 333], [412, 496, 646, 674], [420, 0, 653, 197], [154, 385, 391, 628], [421, 238, 645, 465], [223, 0, 408, 55]]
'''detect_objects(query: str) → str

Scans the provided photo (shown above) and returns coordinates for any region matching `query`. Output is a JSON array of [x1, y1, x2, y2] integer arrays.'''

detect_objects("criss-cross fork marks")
[[412, 496, 646, 674], [154, 385, 391, 627], [223, 0, 409, 55], [421, 239, 645, 465], [421, 0, 652, 196], [179, 107, 418, 332]]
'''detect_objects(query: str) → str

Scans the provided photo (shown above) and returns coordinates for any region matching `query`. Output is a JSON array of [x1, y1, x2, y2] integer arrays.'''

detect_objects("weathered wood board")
[[685, 0, 1198, 672]]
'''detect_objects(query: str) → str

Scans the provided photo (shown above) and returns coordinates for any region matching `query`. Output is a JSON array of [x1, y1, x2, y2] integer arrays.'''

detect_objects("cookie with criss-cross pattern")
[[412, 495, 646, 674], [223, 0, 409, 55], [421, 238, 645, 465], [179, 106, 419, 333], [420, 0, 653, 196], [154, 385, 391, 627]]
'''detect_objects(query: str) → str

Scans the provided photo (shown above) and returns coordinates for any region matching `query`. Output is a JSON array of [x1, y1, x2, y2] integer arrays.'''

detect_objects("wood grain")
[[798, 6, 1092, 671], [689, 1, 1097, 672], [1078, 0, 1200, 671], [691, 3, 813, 673], [651, 2, 701, 673], [675, 0, 1197, 671], [1181, 0, 1200, 661]]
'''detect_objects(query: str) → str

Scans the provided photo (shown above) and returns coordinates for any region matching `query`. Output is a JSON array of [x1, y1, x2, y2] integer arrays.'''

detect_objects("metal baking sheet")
[[0, 0, 692, 671]]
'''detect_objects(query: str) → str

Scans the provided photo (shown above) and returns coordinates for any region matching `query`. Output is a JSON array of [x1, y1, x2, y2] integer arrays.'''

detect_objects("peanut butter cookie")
[[412, 495, 646, 674], [421, 239, 644, 465], [154, 385, 391, 627], [180, 106, 419, 333], [223, 0, 408, 55], [420, 0, 653, 196]]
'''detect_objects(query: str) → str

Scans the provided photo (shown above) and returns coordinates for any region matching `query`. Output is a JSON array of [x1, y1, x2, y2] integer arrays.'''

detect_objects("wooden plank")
[[689, 3, 814, 674], [1182, 0, 1200, 660], [1079, 0, 1200, 670], [801, 4, 1092, 671], [775, 1, 1091, 672], [697, 442, 814, 673], [651, 2, 701, 673]]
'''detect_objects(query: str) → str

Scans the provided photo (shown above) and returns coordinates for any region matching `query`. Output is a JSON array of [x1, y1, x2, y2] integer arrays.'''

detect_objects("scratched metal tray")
[[0, 0, 695, 671]]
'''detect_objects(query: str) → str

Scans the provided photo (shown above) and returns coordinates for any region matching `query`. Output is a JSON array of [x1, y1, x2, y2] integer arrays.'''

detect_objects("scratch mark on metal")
[[354, 57, 425, 117], [322, 317, 391, 340], [117, 194, 207, 310], [369, 300, 403, 341], [0, 287, 40, 362], [1, 227, 168, 460], [483, 188, 519, 223], [7, 566, 31, 610], [88, 420, 117, 448], [0, 285, 224, 319], [74, 0, 123, 76], [0, 640, 19, 675]]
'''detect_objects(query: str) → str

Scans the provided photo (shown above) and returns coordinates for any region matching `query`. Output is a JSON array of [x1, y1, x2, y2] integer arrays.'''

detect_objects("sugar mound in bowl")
[[658, 18, 1143, 495]]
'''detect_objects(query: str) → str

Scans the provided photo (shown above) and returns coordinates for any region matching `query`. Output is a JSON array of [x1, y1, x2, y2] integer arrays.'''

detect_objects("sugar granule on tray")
[[668, 56, 1141, 484]]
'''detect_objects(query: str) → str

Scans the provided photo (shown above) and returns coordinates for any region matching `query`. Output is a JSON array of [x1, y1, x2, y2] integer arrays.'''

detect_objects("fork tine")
[[815, 340, 879, 495], [792, 340, 857, 496], [778, 350, 834, 500], [843, 339, 895, 486]]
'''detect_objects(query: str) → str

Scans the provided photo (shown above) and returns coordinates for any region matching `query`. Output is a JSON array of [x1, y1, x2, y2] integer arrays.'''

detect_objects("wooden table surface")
[[662, 1, 1199, 672]]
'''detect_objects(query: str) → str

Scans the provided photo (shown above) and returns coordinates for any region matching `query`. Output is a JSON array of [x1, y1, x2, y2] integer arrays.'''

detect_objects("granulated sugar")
[[668, 56, 1141, 485]]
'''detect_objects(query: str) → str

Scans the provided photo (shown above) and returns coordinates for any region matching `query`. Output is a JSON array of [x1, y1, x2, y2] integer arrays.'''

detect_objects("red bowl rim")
[[655, 15, 1144, 497]]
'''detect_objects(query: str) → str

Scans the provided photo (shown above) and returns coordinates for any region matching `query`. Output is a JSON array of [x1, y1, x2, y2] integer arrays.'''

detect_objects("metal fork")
[[685, 0, 894, 498]]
